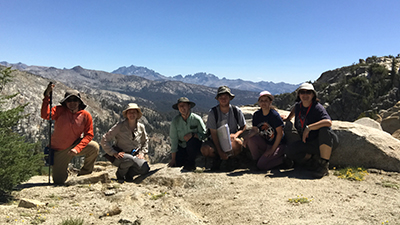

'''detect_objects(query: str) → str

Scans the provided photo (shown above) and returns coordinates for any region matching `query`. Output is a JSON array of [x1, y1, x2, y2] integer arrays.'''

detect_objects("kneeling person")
[[168, 97, 206, 171], [201, 86, 246, 170], [41, 84, 99, 185], [101, 103, 150, 182]]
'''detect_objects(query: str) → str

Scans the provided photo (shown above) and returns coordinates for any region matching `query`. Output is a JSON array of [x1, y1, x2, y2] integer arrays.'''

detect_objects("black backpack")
[[206, 105, 241, 137]]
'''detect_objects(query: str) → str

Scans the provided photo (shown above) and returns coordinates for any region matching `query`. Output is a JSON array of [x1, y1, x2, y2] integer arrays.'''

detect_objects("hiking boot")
[[304, 156, 319, 171], [220, 158, 235, 172], [282, 155, 294, 169], [210, 157, 221, 171], [116, 172, 125, 182], [181, 164, 196, 172], [312, 159, 329, 178]]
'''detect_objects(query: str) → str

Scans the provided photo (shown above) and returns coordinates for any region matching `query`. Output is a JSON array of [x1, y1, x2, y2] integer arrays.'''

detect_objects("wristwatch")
[[305, 125, 310, 131]]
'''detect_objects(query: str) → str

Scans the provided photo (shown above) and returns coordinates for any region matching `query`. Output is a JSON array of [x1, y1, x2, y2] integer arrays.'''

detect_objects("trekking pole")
[[48, 82, 53, 183]]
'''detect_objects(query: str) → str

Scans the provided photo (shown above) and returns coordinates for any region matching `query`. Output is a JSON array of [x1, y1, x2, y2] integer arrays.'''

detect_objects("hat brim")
[[122, 108, 143, 119], [60, 94, 86, 109], [172, 102, 196, 110], [215, 93, 235, 100]]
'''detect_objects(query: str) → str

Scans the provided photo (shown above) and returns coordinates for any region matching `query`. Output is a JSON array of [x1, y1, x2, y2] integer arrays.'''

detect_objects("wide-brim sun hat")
[[215, 85, 235, 100], [172, 97, 196, 110], [122, 103, 143, 119], [296, 82, 317, 97], [258, 90, 274, 101], [60, 89, 86, 109]]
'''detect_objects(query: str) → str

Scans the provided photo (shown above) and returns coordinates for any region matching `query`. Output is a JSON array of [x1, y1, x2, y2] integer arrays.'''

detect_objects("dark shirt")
[[294, 101, 331, 141], [252, 108, 284, 145]]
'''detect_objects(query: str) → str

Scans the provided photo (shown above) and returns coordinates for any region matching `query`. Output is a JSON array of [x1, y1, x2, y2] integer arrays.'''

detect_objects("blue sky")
[[1, 0, 399, 84]]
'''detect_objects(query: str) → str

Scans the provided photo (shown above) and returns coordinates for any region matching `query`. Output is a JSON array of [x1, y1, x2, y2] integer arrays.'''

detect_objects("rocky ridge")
[[111, 64, 298, 94], [274, 55, 400, 122]]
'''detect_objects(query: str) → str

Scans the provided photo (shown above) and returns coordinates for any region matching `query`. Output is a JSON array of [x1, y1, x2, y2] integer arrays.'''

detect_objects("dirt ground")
[[1, 163, 399, 225]]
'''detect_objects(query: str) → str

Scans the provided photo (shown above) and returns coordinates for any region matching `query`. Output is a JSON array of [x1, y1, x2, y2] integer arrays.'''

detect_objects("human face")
[[126, 109, 138, 121], [178, 102, 191, 118], [298, 89, 314, 103], [258, 96, 272, 110], [65, 97, 80, 113], [217, 93, 231, 106]]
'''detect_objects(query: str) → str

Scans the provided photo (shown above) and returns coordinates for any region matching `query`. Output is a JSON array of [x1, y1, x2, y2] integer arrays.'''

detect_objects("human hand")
[[219, 151, 229, 160], [183, 133, 193, 142], [44, 83, 55, 97], [302, 128, 310, 143], [137, 153, 145, 159], [114, 152, 124, 159], [168, 159, 176, 167]]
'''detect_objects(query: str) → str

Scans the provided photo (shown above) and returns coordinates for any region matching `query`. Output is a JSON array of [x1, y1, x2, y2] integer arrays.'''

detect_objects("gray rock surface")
[[354, 117, 382, 130], [331, 121, 400, 172]]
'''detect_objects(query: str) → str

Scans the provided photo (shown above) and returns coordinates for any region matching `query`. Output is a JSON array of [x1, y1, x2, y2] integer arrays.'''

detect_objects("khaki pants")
[[52, 141, 99, 184]]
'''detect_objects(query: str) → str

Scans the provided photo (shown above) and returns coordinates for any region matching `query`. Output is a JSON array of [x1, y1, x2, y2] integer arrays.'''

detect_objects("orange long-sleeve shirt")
[[41, 96, 94, 153]]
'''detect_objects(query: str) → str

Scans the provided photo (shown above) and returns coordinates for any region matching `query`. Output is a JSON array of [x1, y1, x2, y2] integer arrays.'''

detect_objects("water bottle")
[[131, 148, 138, 156]]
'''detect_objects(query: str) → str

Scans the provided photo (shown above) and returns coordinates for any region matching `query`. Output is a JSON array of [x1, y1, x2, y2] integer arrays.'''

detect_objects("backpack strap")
[[212, 106, 219, 124], [213, 105, 241, 129]]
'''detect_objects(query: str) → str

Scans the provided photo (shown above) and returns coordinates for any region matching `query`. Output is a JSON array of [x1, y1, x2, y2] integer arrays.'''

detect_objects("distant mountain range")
[[0, 62, 258, 113], [112, 65, 298, 94]]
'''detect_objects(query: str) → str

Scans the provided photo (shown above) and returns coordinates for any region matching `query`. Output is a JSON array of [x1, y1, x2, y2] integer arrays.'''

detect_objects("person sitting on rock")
[[243, 91, 286, 170], [168, 97, 206, 172], [282, 83, 339, 178], [41, 84, 99, 185], [201, 86, 246, 171], [101, 103, 150, 182]]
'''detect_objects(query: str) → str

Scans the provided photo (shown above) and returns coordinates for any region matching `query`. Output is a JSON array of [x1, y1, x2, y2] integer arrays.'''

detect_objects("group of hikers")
[[41, 82, 338, 185]]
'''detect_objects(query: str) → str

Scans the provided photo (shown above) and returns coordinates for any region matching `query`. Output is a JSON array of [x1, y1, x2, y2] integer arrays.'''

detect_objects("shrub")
[[333, 167, 368, 181], [0, 67, 42, 196]]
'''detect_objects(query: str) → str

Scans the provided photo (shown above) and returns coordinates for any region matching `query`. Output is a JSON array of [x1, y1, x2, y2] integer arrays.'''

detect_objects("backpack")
[[206, 105, 241, 137]]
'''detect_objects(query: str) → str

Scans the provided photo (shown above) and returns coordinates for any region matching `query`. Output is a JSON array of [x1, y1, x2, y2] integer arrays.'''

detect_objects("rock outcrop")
[[331, 121, 400, 172]]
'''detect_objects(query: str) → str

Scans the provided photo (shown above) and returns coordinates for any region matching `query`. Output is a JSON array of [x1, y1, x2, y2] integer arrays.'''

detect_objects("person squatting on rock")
[[101, 103, 150, 182], [41, 84, 99, 185], [282, 83, 339, 178], [201, 86, 246, 170], [244, 91, 286, 170], [168, 97, 206, 172]]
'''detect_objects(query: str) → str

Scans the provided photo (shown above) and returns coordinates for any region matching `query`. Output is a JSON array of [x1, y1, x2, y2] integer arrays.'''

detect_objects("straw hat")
[[122, 103, 143, 119]]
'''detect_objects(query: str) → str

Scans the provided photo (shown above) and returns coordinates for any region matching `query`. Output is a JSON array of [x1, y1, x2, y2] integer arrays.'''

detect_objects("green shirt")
[[169, 112, 206, 153]]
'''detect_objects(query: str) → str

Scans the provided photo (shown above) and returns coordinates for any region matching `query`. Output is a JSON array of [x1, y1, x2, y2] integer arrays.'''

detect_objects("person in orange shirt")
[[41, 83, 99, 184]]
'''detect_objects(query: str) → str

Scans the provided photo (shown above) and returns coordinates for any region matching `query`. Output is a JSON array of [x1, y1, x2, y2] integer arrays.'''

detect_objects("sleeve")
[[237, 108, 246, 127], [317, 104, 331, 121], [139, 123, 149, 154], [74, 112, 94, 153], [101, 123, 120, 156], [206, 109, 217, 130], [252, 111, 258, 127], [271, 110, 284, 128], [197, 116, 207, 141], [169, 118, 179, 153], [41, 96, 58, 120]]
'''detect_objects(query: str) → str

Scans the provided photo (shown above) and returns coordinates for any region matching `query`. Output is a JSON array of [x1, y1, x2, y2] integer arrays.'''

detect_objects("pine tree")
[[0, 67, 42, 197]]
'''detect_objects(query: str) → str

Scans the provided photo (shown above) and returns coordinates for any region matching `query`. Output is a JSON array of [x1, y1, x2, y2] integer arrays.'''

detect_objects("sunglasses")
[[298, 90, 313, 95], [66, 97, 80, 103]]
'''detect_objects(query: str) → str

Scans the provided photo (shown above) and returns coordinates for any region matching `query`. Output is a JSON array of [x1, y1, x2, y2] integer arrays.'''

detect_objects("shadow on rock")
[[132, 167, 163, 184], [265, 167, 320, 180]]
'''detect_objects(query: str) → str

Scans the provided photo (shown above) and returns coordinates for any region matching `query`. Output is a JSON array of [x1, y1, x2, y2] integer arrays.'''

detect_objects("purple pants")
[[247, 135, 285, 170]]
